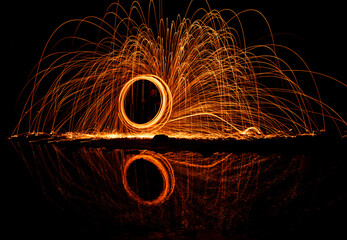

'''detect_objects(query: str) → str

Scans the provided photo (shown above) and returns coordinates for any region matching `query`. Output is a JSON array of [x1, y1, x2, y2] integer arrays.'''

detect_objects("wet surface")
[[5, 135, 347, 239], [4, 1, 347, 239]]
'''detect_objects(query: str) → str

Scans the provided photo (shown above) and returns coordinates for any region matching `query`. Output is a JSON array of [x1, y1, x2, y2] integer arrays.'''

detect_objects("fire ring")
[[122, 152, 175, 206], [118, 74, 172, 132]]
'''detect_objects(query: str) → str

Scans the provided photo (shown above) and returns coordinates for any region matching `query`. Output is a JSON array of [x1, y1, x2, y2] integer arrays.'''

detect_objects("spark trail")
[[14, 0, 346, 139]]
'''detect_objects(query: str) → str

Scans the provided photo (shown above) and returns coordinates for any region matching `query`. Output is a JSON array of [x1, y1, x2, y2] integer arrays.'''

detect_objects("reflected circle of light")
[[122, 152, 175, 206], [118, 74, 172, 133]]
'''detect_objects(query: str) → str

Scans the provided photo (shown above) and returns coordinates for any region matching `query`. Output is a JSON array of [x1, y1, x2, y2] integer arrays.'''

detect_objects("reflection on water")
[[123, 151, 175, 206], [12, 141, 311, 233]]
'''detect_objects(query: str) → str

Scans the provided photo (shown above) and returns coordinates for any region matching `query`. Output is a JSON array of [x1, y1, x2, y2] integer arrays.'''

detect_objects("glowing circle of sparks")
[[122, 152, 175, 206], [118, 74, 172, 133]]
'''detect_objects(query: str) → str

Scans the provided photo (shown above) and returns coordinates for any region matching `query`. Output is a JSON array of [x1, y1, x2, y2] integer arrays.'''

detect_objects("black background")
[[2, 0, 346, 239], [3, 0, 347, 136]]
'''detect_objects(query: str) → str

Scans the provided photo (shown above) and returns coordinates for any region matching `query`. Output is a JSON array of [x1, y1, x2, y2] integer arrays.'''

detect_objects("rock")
[[152, 134, 169, 144]]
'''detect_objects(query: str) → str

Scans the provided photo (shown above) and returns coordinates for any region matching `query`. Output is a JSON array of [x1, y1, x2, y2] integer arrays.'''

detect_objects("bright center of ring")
[[118, 75, 172, 133]]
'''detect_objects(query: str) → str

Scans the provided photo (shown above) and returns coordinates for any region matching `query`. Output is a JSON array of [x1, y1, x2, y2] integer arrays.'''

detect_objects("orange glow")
[[12, 140, 299, 212], [122, 151, 175, 205], [13, 1, 346, 139], [118, 75, 172, 133]]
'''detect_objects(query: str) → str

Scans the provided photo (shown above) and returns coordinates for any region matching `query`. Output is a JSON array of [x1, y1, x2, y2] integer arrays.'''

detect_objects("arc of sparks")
[[122, 151, 175, 205], [13, 0, 347, 139], [118, 74, 172, 132]]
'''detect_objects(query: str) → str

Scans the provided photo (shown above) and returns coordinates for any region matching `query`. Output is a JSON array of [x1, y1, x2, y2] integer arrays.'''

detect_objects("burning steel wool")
[[9, 1, 347, 235], [12, 0, 346, 140]]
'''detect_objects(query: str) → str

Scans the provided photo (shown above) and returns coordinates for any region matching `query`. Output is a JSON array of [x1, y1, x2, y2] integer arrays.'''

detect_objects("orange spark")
[[13, 0, 347, 139]]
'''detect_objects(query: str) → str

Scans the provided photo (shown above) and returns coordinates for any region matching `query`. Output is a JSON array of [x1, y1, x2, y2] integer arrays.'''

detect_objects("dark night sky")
[[2, 0, 346, 136], [1, 1, 346, 239]]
